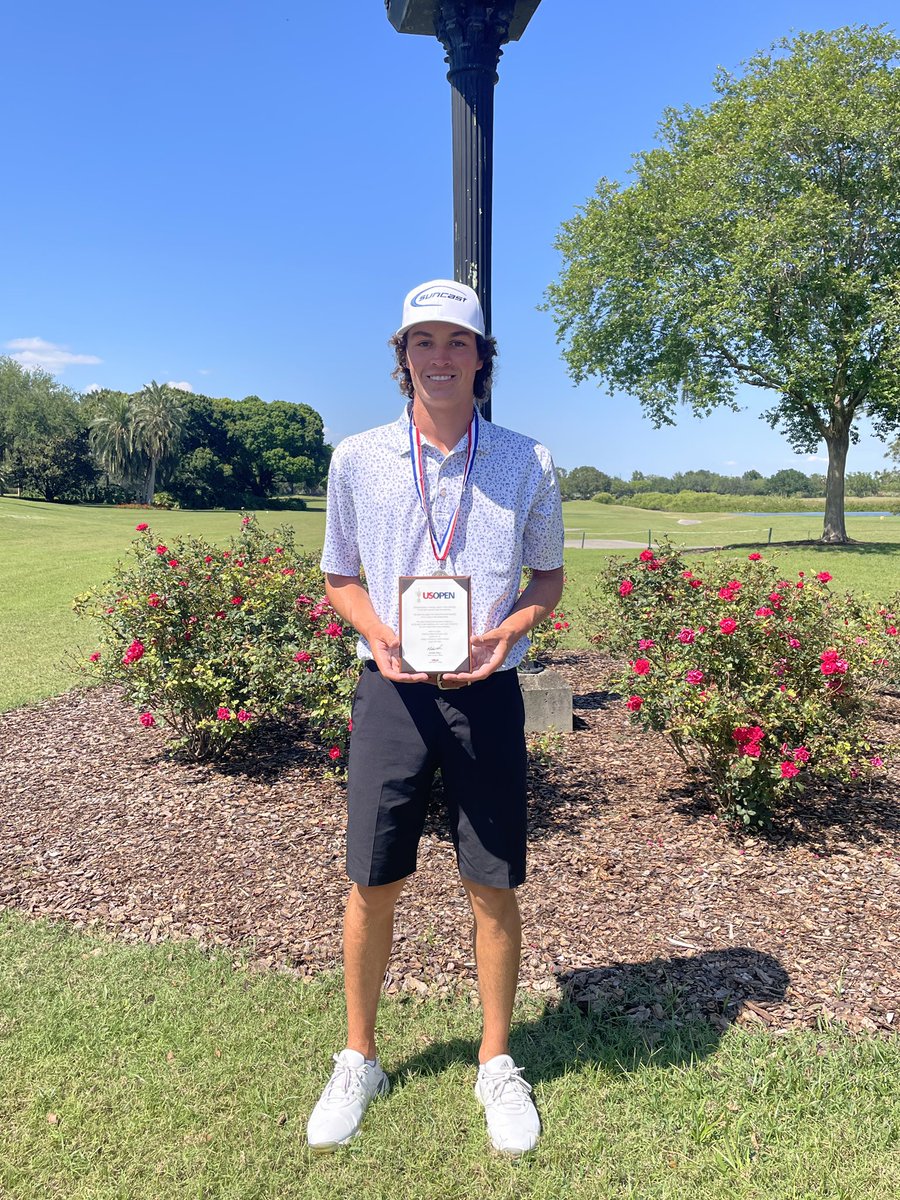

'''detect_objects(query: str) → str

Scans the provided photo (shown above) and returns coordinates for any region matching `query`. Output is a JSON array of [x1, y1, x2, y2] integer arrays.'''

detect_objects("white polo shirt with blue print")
[[321, 403, 564, 671]]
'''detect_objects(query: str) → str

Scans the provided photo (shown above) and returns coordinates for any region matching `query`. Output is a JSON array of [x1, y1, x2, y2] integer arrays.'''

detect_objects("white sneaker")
[[474, 1054, 541, 1155], [306, 1049, 389, 1150]]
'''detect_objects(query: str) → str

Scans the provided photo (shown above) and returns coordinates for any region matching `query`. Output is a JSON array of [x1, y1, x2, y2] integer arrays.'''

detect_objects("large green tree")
[[132, 381, 186, 504], [88, 389, 138, 490], [546, 26, 900, 543], [0, 357, 94, 500]]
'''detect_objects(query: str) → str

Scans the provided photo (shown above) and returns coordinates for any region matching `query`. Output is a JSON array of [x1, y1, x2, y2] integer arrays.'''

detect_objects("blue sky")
[[1, 1, 895, 479]]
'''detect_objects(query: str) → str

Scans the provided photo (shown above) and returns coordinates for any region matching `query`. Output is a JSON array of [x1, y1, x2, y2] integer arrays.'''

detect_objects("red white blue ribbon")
[[409, 407, 479, 568]]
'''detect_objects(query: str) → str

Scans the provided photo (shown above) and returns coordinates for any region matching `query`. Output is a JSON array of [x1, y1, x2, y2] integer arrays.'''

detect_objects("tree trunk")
[[144, 457, 157, 505], [821, 426, 851, 544]]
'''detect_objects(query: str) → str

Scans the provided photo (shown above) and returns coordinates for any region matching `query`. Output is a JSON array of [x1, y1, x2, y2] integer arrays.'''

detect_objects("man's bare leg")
[[462, 879, 522, 1063], [343, 879, 406, 1059]]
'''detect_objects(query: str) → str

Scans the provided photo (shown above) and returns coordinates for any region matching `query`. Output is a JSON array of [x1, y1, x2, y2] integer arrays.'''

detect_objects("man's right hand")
[[368, 622, 430, 684]]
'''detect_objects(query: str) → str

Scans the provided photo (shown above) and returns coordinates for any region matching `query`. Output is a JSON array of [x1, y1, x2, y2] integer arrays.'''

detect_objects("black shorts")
[[345, 662, 527, 889]]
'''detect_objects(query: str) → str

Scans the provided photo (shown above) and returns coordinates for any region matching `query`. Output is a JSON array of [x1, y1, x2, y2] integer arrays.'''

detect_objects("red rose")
[[148, 593, 160, 607], [685, 669, 704, 685], [155, 545, 168, 555], [139, 712, 155, 728], [122, 639, 144, 665], [719, 618, 737, 635], [136, 523, 149, 532], [639, 549, 655, 562], [748, 552, 762, 561], [328, 747, 341, 761], [626, 695, 643, 712], [89, 651, 101, 662], [259, 556, 270, 565], [236, 709, 252, 723], [619, 580, 634, 597], [231, 596, 243, 606], [816, 571, 832, 583], [632, 658, 651, 675], [347, 718, 353, 732], [216, 706, 231, 720], [294, 651, 312, 663], [780, 761, 800, 778]]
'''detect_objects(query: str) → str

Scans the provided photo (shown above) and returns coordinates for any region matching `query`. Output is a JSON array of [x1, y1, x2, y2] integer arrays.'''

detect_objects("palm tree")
[[89, 391, 138, 490], [132, 381, 185, 504]]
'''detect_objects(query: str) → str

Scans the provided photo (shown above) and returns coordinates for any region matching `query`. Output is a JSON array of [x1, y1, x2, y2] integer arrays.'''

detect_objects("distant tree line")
[[0, 357, 331, 507], [557, 464, 900, 502]]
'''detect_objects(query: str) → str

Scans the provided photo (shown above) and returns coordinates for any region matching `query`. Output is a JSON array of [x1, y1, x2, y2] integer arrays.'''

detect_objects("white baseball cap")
[[397, 279, 485, 338]]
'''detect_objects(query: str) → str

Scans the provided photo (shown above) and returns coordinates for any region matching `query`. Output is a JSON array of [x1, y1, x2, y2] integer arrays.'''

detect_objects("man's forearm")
[[325, 573, 390, 643], [496, 567, 564, 644]]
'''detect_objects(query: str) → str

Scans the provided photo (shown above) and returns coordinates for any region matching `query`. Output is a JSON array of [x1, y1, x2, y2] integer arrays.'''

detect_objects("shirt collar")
[[393, 402, 493, 457]]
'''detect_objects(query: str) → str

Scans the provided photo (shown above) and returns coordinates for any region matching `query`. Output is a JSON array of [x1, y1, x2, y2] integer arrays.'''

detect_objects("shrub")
[[74, 514, 361, 763], [591, 491, 616, 504], [596, 543, 898, 825]]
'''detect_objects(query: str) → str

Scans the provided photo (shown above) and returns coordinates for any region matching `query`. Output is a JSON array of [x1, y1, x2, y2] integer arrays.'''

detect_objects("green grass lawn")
[[2, 503, 899, 1197], [3, 496, 899, 710], [0, 498, 327, 712], [1, 912, 896, 1200]]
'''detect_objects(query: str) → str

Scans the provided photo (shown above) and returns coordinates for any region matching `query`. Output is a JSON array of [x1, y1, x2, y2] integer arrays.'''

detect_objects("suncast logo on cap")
[[410, 287, 466, 308]]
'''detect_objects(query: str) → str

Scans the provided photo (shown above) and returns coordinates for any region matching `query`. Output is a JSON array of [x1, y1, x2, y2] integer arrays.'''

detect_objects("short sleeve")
[[320, 442, 362, 576], [522, 445, 564, 571]]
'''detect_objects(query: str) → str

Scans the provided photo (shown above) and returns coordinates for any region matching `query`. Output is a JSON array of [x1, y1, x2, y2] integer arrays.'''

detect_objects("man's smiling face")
[[405, 322, 483, 410]]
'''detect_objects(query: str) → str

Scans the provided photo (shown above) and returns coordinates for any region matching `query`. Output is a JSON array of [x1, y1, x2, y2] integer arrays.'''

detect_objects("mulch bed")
[[2, 652, 898, 1036]]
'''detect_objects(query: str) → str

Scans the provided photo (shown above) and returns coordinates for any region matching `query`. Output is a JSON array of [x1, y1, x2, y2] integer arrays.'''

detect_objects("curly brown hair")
[[389, 331, 498, 404]]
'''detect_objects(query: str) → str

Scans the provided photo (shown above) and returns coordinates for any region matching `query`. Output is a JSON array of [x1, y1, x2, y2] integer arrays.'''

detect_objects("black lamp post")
[[386, 0, 543, 420]]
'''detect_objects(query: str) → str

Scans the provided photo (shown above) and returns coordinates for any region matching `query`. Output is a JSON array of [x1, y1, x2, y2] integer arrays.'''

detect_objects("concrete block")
[[517, 667, 573, 733]]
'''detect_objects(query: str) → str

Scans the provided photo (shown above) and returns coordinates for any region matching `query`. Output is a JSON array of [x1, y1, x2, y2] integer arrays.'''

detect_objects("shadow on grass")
[[390, 946, 788, 1084]]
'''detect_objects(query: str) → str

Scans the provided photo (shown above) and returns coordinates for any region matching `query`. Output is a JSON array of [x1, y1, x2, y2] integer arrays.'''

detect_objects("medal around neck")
[[399, 575, 472, 674]]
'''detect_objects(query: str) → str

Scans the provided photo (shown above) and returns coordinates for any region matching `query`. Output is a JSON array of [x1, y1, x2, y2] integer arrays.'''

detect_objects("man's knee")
[[351, 877, 408, 913], [462, 879, 520, 923]]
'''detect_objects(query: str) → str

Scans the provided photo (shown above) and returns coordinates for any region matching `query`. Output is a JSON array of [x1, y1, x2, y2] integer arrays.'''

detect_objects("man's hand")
[[368, 621, 430, 684], [438, 626, 513, 687]]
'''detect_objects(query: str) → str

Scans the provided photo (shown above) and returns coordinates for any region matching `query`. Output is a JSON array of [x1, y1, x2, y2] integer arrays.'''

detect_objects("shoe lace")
[[321, 1055, 368, 1104], [480, 1065, 533, 1111]]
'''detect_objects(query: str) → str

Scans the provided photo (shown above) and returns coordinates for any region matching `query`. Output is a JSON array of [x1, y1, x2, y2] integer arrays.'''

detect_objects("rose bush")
[[74, 515, 361, 763], [596, 542, 898, 825]]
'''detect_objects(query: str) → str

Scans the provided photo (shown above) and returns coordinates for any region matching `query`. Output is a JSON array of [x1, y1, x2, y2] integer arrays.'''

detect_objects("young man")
[[307, 279, 564, 1155]]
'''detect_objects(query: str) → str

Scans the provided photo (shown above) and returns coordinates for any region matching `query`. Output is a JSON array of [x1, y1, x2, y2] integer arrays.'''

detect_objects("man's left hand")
[[437, 627, 512, 687]]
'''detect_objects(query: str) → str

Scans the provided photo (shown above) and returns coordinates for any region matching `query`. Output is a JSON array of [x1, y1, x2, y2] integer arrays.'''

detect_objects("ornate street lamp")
[[386, 0, 543, 419]]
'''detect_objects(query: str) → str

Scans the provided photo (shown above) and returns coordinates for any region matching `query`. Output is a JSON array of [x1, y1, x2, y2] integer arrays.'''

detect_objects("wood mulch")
[[1, 652, 898, 1036]]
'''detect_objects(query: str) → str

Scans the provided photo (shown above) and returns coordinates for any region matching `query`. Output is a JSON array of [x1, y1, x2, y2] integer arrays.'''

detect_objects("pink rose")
[[122, 639, 144, 665], [89, 651, 101, 662], [719, 618, 737, 635], [236, 709, 252, 723], [685, 669, 704, 685], [780, 761, 800, 778], [793, 746, 811, 763], [689, 579, 703, 589], [677, 628, 695, 644], [816, 571, 832, 583], [139, 712, 155, 728], [347, 718, 353, 732], [619, 580, 634, 597], [216, 706, 231, 721], [294, 650, 312, 663], [638, 638, 655, 650], [325, 621, 343, 638], [328, 747, 341, 761]]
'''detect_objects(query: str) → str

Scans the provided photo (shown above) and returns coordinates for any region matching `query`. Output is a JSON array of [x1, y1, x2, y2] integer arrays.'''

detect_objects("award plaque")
[[399, 575, 472, 674]]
